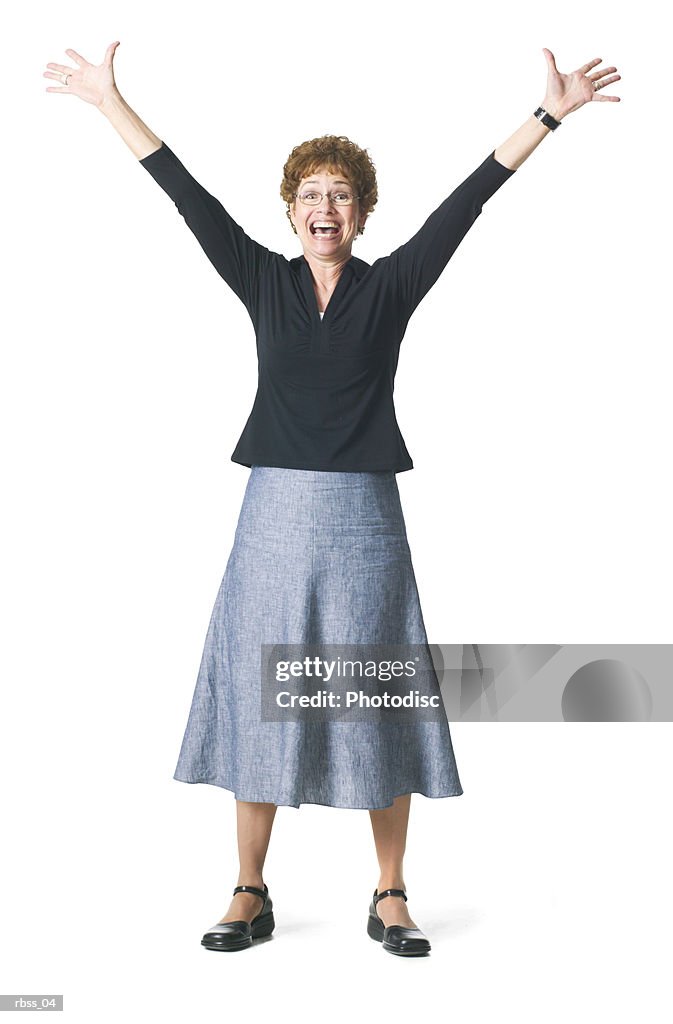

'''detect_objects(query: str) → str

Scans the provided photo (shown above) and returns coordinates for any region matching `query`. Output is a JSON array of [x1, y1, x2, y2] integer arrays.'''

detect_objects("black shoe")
[[367, 888, 431, 956], [201, 884, 275, 951]]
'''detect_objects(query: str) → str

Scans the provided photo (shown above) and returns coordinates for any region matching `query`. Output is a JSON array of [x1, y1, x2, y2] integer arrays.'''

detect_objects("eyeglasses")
[[294, 189, 360, 206]]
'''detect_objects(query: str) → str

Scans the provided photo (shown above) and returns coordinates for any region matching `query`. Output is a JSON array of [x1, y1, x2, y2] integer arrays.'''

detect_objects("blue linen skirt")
[[173, 466, 463, 809]]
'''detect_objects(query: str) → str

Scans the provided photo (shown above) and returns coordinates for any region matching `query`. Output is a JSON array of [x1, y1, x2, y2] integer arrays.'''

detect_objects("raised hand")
[[43, 41, 121, 108], [541, 49, 621, 120]]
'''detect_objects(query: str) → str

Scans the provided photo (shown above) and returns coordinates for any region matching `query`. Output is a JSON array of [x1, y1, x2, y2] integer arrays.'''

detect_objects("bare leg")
[[368, 793, 418, 929], [217, 800, 277, 924]]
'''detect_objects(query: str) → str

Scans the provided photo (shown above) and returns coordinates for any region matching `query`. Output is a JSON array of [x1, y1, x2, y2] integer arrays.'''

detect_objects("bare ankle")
[[377, 883, 406, 895], [237, 875, 265, 889]]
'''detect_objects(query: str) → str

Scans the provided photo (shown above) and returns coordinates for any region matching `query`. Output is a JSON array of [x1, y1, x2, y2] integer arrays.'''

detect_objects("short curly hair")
[[280, 134, 378, 236]]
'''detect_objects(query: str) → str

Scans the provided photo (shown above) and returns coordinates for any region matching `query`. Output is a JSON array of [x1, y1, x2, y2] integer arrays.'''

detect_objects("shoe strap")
[[233, 884, 268, 901], [374, 887, 407, 904]]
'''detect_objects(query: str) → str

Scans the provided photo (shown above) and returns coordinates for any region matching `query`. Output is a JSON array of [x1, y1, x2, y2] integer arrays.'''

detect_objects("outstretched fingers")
[[43, 48, 84, 92], [44, 68, 73, 92], [579, 57, 603, 75], [591, 66, 621, 101], [64, 48, 87, 66], [45, 62, 75, 76]]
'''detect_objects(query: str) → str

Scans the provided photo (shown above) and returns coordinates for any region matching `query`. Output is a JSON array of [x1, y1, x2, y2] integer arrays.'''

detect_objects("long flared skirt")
[[173, 465, 463, 809]]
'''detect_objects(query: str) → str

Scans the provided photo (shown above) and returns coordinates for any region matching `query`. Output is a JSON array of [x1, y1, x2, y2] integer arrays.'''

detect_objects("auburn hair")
[[280, 134, 378, 236]]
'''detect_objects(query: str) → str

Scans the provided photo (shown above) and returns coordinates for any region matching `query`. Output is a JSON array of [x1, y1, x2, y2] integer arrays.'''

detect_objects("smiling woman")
[[281, 136, 378, 305], [281, 133, 378, 235], [289, 163, 365, 281], [44, 38, 620, 956]]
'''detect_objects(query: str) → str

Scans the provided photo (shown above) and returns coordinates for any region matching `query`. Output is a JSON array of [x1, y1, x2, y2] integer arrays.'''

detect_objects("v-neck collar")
[[298, 255, 356, 329]]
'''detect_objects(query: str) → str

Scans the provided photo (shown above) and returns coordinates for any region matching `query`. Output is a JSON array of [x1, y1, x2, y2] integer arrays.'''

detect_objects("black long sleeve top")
[[139, 141, 516, 472]]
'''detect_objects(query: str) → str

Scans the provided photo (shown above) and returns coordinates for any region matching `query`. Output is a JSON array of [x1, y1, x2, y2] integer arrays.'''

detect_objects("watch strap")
[[534, 106, 562, 131]]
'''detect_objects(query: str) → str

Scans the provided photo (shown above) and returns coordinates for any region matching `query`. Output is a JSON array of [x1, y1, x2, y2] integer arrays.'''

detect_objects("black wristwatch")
[[534, 106, 562, 131]]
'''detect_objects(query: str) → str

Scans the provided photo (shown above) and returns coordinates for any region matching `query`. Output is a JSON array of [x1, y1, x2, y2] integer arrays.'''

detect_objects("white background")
[[1, 1, 671, 1021]]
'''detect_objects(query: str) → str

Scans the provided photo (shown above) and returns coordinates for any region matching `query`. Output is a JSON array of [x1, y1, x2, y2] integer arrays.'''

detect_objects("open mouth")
[[310, 221, 341, 237]]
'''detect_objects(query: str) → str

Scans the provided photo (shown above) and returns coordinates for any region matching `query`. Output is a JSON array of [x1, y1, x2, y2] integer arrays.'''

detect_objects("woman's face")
[[289, 165, 367, 260]]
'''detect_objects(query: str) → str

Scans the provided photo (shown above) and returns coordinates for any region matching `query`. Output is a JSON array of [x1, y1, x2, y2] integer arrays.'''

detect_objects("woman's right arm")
[[45, 41, 274, 312]]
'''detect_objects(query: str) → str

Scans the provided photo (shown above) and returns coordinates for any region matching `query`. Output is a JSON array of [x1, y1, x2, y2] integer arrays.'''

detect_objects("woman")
[[44, 43, 621, 957]]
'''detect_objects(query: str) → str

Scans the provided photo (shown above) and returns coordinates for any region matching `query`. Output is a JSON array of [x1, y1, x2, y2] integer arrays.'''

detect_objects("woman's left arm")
[[494, 49, 621, 170]]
